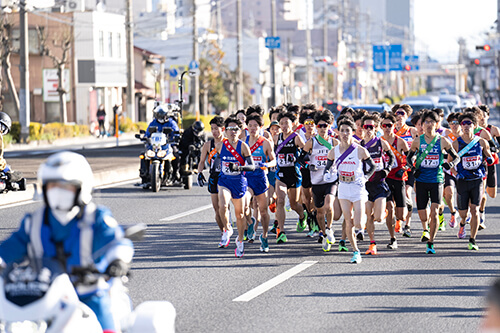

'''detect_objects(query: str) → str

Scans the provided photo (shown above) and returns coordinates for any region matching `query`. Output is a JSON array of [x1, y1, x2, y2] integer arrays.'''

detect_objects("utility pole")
[[193, 0, 200, 117], [305, 0, 312, 104], [236, 0, 243, 109], [126, 0, 135, 121], [216, 0, 222, 48], [270, 0, 277, 106], [19, 0, 29, 143], [323, 0, 328, 101]]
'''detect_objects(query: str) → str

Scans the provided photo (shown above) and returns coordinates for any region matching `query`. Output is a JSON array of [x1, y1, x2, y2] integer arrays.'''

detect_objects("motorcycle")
[[136, 127, 179, 192], [0, 170, 26, 194], [0, 224, 176, 333], [181, 142, 202, 190]]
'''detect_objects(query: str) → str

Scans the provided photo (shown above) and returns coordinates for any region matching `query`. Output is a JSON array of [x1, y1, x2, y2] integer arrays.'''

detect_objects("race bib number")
[[339, 170, 355, 183], [277, 153, 295, 167], [462, 155, 481, 170], [421, 155, 439, 168], [315, 155, 328, 169], [252, 156, 263, 163], [222, 161, 240, 175], [373, 157, 384, 171]]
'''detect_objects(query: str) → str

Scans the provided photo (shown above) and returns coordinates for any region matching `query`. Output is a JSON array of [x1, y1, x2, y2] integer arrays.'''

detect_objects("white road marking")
[[233, 260, 318, 302], [94, 179, 139, 190], [160, 204, 213, 221], [0, 200, 36, 209]]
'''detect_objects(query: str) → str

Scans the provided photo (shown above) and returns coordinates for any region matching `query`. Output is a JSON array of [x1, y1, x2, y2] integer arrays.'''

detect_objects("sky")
[[413, 0, 497, 63]]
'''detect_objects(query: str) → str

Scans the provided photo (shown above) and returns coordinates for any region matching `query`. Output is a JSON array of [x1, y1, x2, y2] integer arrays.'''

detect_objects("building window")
[[116, 32, 121, 58], [99, 30, 104, 57], [11, 28, 41, 54], [108, 32, 113, 57]]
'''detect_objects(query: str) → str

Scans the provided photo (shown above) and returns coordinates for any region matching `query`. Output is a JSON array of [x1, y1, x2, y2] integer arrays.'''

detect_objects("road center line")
[[160, 204, 213, 221], [233, 260, 318, 302]]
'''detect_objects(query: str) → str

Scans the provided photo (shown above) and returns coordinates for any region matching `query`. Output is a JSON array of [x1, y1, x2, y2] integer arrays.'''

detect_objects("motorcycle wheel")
[[183, 175, 192, 190], [151, 162, 161, 192]]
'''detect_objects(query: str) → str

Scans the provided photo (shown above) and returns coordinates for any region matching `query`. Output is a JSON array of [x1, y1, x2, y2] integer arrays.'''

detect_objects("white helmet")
[[37, 151, 94, 206]]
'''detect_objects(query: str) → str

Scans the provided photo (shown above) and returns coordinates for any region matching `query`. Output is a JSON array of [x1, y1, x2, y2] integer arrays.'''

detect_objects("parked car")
[[438, 94, 461, 111], [348, 103, 391, 113]]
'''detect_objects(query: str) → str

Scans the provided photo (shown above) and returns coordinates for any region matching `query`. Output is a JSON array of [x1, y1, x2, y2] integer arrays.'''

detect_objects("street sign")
[[373, 44, 403, 72], [169, 68, 178, 77], [265, 37, 281, 49], [189, 60, 199, 70], [404, 55, 420, 71]]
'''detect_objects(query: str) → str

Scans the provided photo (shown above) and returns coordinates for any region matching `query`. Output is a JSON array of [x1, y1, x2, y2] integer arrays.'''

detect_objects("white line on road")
[[0, 200, 35, 209], [160, 204, 213, 221], [233, 260, 318, 302]]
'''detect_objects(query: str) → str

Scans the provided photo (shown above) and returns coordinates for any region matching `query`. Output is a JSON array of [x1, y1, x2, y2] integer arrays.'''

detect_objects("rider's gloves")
[[106, 260, 130, 277]]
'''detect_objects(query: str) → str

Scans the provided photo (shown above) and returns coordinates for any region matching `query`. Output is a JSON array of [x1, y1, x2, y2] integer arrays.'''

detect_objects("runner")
[[442, 112, 462, 228], [299, 110, 339, 251], [273, 111, 307, 243], [244, 114, 276, 252], [324, 118, 376, 263], [380, 112, 409, 250], [196, 116, 227, 247], [406, 110, 459, 254], [246, 104, 273, 141], [453, 112, 493, 250], [268, 120, 281, 233], [392, 104, 417, 238], [215, 116, 256, 258], [236, 109, 249, 140], [360, 113, 396, 255], [352, 109, 367, 142]]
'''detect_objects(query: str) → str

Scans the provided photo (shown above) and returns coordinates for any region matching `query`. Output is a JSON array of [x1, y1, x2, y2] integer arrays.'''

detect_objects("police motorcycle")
[[0, 225, 176, 333], [0, 169, 26, 194], [136, 105, 181, 192], [181, 141, 202, 190]]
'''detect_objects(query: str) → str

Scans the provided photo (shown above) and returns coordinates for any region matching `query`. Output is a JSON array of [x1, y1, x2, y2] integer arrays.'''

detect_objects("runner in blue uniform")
[[453, 112, 493, 250], [215, 116, 256, 258], [407, 110, 459, 254]]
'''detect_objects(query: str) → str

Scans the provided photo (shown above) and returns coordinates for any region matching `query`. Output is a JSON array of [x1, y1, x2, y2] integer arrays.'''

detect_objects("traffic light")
[[474, 58, 480, 65], [476, 44, 491, 51], [404, 64, 411, 71]]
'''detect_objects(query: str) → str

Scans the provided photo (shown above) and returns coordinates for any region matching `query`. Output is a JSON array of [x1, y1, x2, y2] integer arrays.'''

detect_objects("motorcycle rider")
[[179, 120, 206, 174], [0, 151, 134, 332], [140, 104, 181, 185], [0, 112, 25, 191]]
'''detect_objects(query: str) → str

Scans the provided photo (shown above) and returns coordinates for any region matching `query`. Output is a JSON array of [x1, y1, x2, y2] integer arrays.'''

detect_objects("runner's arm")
[[442, 139, 459, 170], [363, 157, 376, 179], [382, 140, 395, 172], [237, 143, 256, 171], [196, 142, 210, 173], [295, 134, 305, 149], [481, 138, 494, 164]]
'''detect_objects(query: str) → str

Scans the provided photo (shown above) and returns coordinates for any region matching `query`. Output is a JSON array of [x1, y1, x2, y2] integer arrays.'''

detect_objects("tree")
[[199, 39, 229, 114], [0, 16, 20, 114], [37, 26, 72, 124]]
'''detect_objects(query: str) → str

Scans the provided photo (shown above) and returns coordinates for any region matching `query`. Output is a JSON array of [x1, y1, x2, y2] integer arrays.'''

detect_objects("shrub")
[[118, 117, 135, 132]]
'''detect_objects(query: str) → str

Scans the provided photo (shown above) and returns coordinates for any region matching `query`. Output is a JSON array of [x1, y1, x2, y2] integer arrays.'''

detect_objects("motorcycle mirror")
[[139, 129, 146, 134], [123, 223, 147, 241], [135, 134, 141, 139], [149, 126, 158, 133], [163, 127, 173, 134]]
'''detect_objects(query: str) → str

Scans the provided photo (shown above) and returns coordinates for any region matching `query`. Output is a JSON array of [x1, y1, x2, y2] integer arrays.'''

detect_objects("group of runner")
[[196, 103, 499, 263]]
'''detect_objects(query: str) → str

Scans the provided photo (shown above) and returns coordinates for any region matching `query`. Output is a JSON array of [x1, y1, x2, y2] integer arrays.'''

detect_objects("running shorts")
[[276, 167, 302, 189], [415, 181, 443, 210], [301, 167, 312, 189], [246, 171, 269, 196], [366, 181, 391, 203], [456, 178, 483, 210], [312, 183, 337, 208], [386, 178, 406, 208], [218, 175, 248, 199], [338, 183, 368, 203], [444, 172, 456, 188], [208, 172, 219, 194]]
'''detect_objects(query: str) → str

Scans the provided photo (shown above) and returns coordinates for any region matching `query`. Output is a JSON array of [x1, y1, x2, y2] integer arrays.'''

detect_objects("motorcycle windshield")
[[3, 258, 64, 307], [150, 133, 167, 146]]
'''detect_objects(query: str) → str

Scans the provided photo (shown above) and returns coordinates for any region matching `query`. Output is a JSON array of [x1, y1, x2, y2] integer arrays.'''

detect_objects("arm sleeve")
[[385, 149, 395, 171], [297, 150, 310, 168], [363, 157, 376, 179], [406, 149, 417, 169], [239, 155, 256, 172], [488, 140, 498, 153]]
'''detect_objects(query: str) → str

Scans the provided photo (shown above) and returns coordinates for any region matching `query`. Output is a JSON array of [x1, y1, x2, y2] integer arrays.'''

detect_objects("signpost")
[[372, 44, 403, 72], [265, 37, 281, 49]]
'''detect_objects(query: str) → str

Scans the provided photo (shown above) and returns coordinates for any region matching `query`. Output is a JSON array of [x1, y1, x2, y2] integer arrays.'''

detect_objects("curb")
[[0, 165, 139, 207]]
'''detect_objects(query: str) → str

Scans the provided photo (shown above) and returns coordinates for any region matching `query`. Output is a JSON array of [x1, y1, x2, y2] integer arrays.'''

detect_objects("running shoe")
[[227, 225, 234, 238], [277, 231, 288, 244], [243, 230, 248, 241], [322, 237, 331, 252], [235, 238, 244, 257], [426, 243, 435, 254], [356, 229, 365, 241], [259, 234, 269, 253], [365, 243, 377, 255], [270, 221, 279, 234], [468, 241, 479, 251], [219, 230, 229, 248], [285, 197, 291, 212], [307, 223, 320, 238], [351, 251, 362, 264], [421, 230, 430, 242], [438, 213, 445, 231], [449, 212, 457, 228], [395, 220, 402, 233], [296, 211, 308, 232], [478, 211, 486, 230], [458, 224, 466, 239], [248, 233, 256, 243], [403, 225, 412, 238], [465, 213, 471, 224], [247, 217, 256, 241], [387, 238, 398, 250], [326, 228, 335, 245], [318, 231, 324, 244], [338, 240, 348, 252], [269, 202, 276, 213]]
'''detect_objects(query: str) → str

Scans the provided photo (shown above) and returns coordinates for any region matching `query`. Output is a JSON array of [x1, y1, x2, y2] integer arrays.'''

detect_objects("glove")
[[197, 173, 206, 187], [308, 164, 318, 171], [442, 162, 452, 170], [228, 163, 240, 172], [395, 168, 406, 178], [106, 260, 130, 277], [487, 156, 494, 165], [491, 145, 498, 153], [323, 171, 338, 183]]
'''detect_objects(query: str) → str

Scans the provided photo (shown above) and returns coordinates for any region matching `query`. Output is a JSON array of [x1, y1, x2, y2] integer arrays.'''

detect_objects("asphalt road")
[[1, 181, 498, 332]]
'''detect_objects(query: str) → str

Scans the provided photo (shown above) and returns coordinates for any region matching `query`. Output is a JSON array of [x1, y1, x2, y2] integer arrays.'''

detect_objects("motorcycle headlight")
[[6, 320, 48, 333], [146, 150, 156, 158], [157, 150, 167, 158]]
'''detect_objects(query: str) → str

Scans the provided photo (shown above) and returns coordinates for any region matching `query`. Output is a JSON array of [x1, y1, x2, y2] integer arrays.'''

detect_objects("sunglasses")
[[395, 111, 406, 116], [461, 120, 473, 126], [449, 120, 459, 125], [304, 120, 315, 125], [381, 123, 393, 128], [317, 123, 329, 129], [363, 124, 375, 130], [226, 126, 240, 131]]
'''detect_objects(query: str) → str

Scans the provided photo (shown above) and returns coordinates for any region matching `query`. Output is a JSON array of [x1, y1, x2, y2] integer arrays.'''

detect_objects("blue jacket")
[[146, 118, 180, 142]]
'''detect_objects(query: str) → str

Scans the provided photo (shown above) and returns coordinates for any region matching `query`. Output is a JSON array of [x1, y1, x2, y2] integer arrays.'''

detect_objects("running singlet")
[[361, 137, 384, 182], [335, 145, 365, 187], [208, 139, 221, 174], [219, 140, 245, 177], [395, 124, 414, 146], [416, 135, 444, 184], [386, 137, 407, 181], [456, 137, 485, 180], [444, 132, 458, 176], [275, 132, 300, 170], [245, 135, 267, 177], [310, 136, 334, 185]]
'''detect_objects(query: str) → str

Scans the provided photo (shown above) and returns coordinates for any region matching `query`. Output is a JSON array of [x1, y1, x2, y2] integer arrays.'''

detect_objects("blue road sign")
[[404, 55, 420, 71], [265, 37, 281, 49], [169, 68, 178, 77], [189, 60, 199, 70], [373, 44, 403, 72]]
